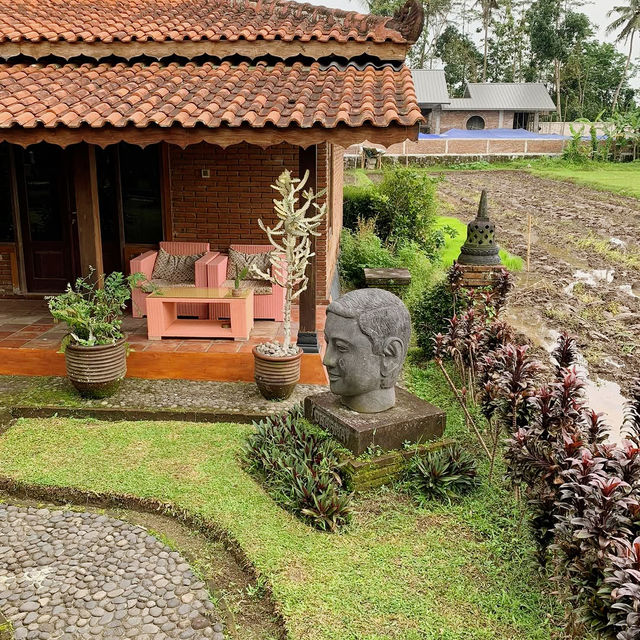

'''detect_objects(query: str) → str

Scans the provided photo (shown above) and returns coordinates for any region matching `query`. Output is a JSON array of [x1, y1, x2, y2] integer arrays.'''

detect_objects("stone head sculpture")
[[323, 288, 411, 413]]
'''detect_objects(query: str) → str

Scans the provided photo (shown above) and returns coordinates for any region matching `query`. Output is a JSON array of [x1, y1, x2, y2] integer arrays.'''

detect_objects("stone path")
[[0, 375, 324, 416], [0, 505, 225, 640]]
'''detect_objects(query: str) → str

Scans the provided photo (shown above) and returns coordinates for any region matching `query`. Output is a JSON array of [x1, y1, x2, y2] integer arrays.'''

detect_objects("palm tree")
[[607, 0, 640, 113], [477, 0, 500, 81]]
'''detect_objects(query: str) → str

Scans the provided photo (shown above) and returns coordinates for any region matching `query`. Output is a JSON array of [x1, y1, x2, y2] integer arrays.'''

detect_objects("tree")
[[607, 0, 640, 113], [487, 0, 530, 82], [435, 25, 483, 95], [561, 41, 635, 119], [528, 0, 592, 120], [475, 0, 500, 81], [367, 0, 455, 68]]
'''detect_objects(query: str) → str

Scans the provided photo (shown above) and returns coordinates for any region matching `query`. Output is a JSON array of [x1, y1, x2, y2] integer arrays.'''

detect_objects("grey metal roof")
[[410, 69, 450, 105], [442, 83, 556, 111]]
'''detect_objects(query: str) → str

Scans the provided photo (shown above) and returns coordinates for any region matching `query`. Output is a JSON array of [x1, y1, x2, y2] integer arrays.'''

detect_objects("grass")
[[530, 160, 640, 199], [435, 216, 524, 271], [0, 364, 560, 640]]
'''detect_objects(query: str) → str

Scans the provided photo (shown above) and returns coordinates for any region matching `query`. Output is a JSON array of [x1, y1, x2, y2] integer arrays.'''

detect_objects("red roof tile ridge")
[[0, 0, 421, 45]]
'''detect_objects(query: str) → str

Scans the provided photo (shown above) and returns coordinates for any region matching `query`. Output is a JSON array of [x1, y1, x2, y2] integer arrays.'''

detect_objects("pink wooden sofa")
[[207, 244, 285, 321], [130, 241, 219, 318]]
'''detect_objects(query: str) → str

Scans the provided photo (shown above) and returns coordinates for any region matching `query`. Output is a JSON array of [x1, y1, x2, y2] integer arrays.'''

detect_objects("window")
[[466, 115, 485, 130], [119, 143, 162, 244], [0, 143, 14, 242]]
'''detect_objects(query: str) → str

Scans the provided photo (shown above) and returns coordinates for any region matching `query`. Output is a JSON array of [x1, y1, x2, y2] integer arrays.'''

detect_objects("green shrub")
[[47, 270, 145, 348], [406, 444, 479, 504], [375, 167, 439, 249], [395, 241, 439, 310], [339, 219, 399, 289], [411, 278, 456, 357], [244, 407, 352, 532], [342, 184, 378, 231]]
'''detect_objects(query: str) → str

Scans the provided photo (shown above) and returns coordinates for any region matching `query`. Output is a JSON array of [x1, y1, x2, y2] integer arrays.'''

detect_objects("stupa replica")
[[457, 189, 502, 266]]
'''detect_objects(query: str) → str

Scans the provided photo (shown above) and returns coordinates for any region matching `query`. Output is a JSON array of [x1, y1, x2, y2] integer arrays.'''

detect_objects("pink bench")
[[130, 241, 219, 318]]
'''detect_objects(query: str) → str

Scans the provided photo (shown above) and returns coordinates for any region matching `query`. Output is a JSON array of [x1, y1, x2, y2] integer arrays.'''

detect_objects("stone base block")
[[304, 387, 446, 456], [458, 263, 503, 288]]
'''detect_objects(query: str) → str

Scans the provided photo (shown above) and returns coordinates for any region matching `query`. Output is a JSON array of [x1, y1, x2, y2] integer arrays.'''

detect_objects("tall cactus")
[[252, 169, 326, 353]]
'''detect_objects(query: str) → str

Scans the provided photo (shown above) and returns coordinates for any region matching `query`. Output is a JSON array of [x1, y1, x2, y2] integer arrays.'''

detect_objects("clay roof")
[[0, 0, 411, 44], [0, 60, 422, 130]]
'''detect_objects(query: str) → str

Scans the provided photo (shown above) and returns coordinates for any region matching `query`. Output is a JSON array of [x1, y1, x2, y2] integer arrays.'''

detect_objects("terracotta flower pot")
[[64, 338, 127, 398], [252, 346, 302, 401]]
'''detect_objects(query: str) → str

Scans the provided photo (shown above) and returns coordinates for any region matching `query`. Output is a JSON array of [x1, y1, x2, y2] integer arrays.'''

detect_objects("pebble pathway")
[[0, 505, 225, 640]]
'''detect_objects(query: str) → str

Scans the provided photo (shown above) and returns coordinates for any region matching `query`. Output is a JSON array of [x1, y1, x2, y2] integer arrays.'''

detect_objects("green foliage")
[[412, 277, 457, 357], [342, 184, 378, 231], [435, 25, 483, 95], [338, 219, 399, 289], [234, 265, 249, 289], [406, 444, 479, 503], [375, 167, 440, 251], [244, 408, 352, 532], [47, 270, 145, 348]]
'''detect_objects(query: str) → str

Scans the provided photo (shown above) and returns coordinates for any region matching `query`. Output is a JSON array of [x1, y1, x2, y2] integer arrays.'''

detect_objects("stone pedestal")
[[304, 387, 445, 456], [458, 263, 503, 289]]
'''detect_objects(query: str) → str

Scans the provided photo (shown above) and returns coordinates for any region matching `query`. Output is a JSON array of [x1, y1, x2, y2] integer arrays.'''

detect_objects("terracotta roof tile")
[[0, 61, 422, 130], [0, 0, 409, 45]]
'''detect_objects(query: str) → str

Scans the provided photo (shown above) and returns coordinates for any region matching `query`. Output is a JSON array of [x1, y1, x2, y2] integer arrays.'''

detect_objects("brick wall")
[[168, 141, 336, 301], [0, 244, 17, 294], [440, 110, 505, 132]]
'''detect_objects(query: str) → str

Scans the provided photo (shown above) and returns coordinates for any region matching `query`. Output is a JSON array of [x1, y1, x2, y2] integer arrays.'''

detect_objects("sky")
[[306, 0, 637, 86]]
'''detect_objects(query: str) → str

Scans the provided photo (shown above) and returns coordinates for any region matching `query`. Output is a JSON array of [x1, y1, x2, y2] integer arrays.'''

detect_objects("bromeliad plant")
[[244, 407, 352, 532], [405, 444, 479, 504], [48, 270, 145, 350], [251, 169, 326, 357]]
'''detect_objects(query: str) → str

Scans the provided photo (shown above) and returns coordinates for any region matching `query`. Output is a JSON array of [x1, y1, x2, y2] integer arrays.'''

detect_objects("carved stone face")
[[322, 289, 410, 413], [323, 312, 382, 400]]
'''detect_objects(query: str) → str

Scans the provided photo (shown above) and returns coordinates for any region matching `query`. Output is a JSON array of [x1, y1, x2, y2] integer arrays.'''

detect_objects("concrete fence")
[[344, 136, 567, 167]]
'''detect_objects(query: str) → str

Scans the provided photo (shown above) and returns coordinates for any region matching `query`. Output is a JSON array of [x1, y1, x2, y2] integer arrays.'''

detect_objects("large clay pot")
[[253, 346, 302, 401], [64, 338, 127, 398]]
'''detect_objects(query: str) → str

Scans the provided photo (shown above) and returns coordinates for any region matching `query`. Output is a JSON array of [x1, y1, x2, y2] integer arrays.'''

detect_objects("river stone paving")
[[0, 504, 225, 640], [0, 376, 325, 415]]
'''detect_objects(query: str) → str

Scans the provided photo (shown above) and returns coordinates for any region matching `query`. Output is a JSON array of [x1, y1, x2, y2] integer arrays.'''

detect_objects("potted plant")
[[47, 269, 144, 398], [232, 265, 249, 297], [250, 169, 326, 400]]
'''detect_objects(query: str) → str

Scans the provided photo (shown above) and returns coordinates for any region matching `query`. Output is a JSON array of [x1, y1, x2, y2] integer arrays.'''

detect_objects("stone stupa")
[[457, 189, 502, 266]]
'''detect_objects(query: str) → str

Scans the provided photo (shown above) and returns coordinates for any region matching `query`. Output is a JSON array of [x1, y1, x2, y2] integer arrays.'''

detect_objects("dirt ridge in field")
[[437, 170, 640, 393]]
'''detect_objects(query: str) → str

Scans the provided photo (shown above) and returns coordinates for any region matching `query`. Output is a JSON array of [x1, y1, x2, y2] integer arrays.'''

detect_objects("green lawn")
[[435, 216, 524, 270], [530, 161, 640, 199], [0, 364, 558, 640]]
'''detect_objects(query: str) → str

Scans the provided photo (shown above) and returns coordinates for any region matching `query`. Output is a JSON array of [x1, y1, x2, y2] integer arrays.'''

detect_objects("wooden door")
[[16, 144, 77, 292]]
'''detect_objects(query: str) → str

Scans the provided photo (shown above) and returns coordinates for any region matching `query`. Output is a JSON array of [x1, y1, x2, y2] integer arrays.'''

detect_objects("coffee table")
[[146, 287, 254, 340]]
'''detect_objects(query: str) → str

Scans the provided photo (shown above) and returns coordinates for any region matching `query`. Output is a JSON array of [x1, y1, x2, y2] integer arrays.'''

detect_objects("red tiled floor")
[[0, 339, 30, 348], [207, 341, 242, 353], [0, 323, 29, 331], [175, 341, 213, 353], [0, 331, 15, 339], [143, 340, 184, 352]]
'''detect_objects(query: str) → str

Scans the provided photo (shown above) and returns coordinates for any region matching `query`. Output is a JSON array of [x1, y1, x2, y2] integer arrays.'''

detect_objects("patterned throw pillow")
[[226, 248, 272, 281], [151, 249, 206, 284]]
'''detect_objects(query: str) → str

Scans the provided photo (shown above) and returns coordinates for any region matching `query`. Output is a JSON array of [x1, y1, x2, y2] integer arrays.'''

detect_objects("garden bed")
[[0, 364, 562, 640]]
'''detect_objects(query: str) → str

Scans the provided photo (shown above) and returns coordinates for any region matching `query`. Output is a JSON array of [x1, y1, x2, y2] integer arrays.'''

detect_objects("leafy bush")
[[412, 278, 456, 357], [375, 167, 439, 250], [244, 407, 352, 532], [47, 270, 144, 348], [343, 184, 378, 231], [406, 444, 479, 503], [338, 219, 399, 289]]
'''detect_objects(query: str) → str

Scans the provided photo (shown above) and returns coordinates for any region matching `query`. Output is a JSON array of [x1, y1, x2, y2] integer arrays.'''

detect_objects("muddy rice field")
[[437, 170, 639, 404]]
